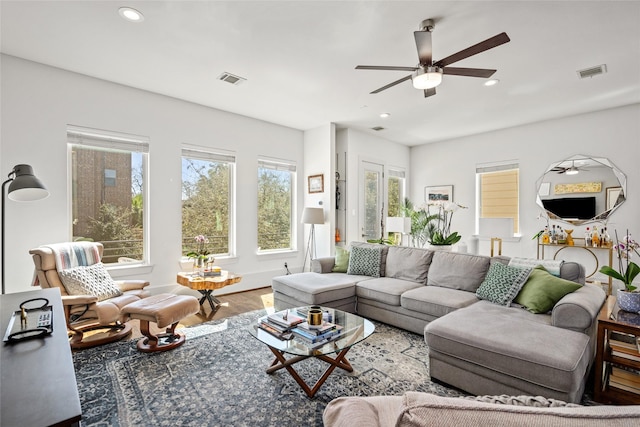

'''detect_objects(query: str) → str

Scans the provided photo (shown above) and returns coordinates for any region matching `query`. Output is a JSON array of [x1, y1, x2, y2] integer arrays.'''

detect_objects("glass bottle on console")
[[592, 226, 600, 247], [585, 227, 592, 247], [542, 226, 550, 244]]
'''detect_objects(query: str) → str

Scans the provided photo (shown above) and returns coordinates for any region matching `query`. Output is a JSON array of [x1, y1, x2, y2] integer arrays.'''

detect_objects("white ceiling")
[[2, 1, 639, 146]]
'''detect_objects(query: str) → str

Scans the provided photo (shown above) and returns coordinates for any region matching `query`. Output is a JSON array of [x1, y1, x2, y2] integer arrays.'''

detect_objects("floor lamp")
[[2, 164, 49, 294], [301, 207, 324, 272]]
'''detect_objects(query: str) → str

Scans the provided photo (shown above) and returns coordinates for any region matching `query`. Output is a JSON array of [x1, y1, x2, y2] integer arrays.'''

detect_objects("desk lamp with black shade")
[[1, 164, 49, 294]]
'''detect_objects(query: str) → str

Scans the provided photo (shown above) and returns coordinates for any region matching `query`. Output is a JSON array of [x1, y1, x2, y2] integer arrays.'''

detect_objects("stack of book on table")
[[609, 331, 640, 395], [257, 311, 304, 340], [292, 321, 344, 349]]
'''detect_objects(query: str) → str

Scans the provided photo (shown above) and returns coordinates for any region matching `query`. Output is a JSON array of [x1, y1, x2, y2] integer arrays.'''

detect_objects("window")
[[477, 163, 519, 235], [68, 125, 148, 264], [387, 169, 406, 217], [257, 159, 296, 252], [181, 148, 235, 257]]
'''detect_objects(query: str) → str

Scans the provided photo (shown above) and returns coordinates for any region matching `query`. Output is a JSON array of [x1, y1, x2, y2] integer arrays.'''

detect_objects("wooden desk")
[[177, 271, 241, 312], [1, 288, 82, 426]]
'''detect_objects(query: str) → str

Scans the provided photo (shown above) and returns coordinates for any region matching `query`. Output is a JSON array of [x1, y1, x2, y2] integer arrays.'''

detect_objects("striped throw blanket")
[[508, 257, 563, 277], [47, 242, 101, 271]]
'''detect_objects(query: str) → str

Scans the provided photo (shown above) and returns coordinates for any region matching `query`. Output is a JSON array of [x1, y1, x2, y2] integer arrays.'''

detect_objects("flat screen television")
[[541, 196, 596, 220]]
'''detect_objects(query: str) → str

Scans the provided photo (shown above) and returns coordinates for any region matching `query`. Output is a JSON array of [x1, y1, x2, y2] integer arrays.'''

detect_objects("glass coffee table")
[[248, 306, 375, 398]]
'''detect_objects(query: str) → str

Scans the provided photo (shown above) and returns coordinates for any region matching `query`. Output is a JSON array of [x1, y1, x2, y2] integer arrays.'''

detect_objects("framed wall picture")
[[606, 186, 622, 210], [308, 174, 324, 194], [425, 185, 453, 205]]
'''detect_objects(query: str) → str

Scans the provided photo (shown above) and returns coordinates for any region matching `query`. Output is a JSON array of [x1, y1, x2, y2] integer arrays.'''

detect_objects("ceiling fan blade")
[[414, 31, 432, 65], [370, 74, 412, 94], [356, 65, 418, 71], [424, 88, 436, 98], [435, 32, 510, 67], [443, 67, 497, 78]]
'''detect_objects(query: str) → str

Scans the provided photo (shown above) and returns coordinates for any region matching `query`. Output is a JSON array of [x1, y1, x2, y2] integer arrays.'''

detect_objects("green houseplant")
[[599, 230, 640, 312]]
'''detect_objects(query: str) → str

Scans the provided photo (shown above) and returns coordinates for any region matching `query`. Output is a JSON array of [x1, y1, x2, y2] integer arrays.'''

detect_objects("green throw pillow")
[[347, 246, 382, 277], [332, 247, 350, 273], [514, 265, 582, 314], [476, 262, 532, 306]]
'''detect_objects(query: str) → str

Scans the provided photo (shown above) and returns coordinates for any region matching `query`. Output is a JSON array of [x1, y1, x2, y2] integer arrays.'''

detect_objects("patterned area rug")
[[72, 309, 465, 426]]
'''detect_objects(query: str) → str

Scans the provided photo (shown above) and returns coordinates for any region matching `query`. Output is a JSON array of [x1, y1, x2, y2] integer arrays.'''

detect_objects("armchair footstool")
[[123, 293, 199, 352]]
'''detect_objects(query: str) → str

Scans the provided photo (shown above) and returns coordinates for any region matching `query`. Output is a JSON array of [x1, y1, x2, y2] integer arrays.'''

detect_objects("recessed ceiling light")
[[484, 79, 500, 87], [118, 7, 145, 22], [380, 112, 391, 118]]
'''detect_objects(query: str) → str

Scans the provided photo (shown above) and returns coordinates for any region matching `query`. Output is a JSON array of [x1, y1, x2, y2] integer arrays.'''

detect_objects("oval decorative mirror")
[[535, 154, 626, 225]]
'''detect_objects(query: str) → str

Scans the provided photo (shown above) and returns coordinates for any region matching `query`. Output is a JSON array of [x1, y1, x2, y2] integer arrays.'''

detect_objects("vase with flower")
[[186, 235, 214, 276], [599, 230, 640, 312], [426, 201, 467, 251]]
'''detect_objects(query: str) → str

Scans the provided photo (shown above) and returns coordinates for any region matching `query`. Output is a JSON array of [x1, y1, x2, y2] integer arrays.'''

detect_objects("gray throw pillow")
[[347, 246, 382, 277], [59, 262, 122, 301], [476, 262, 532, 306]]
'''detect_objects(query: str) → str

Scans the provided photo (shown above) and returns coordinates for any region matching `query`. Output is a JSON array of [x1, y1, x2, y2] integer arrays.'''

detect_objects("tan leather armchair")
[[30, 242, 150, 349]]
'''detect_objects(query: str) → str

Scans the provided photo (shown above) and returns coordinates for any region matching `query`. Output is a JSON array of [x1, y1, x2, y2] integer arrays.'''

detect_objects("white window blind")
[[67, 125, 149, 152]]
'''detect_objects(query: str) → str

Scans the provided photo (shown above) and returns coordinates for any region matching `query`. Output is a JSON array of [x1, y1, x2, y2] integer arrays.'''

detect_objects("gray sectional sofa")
[[271, 242, 607, 403]]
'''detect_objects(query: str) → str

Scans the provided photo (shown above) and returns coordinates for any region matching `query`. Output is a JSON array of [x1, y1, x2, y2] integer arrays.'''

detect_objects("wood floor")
[[129, 287, 274, 340]]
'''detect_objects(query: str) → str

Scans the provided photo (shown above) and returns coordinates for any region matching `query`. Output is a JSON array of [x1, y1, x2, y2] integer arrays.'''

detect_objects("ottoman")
[[271, 272, 359, 312], [123, 293, 200, 352]]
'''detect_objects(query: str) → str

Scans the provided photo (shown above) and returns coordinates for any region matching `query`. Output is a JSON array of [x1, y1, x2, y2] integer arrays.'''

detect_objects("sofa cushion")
[[350, 242, 389, 276], [58, 262, 122, 301], [509, 257, 563, 276], [347, 246, 382, 277], [356, 277, 423, 307], [397, 392, 640, 427], [385, 246, 433, 283], [332, 247, 350, 273], [427, 251, 490, 292], [401, 286, 479, 318], [514, 266, 582, 314], [425, 301, 591, 396], [476, 262, 532, 306]]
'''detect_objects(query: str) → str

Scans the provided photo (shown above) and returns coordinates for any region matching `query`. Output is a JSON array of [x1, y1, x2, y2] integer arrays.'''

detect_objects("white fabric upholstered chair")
[[30, 242, 150, 349]]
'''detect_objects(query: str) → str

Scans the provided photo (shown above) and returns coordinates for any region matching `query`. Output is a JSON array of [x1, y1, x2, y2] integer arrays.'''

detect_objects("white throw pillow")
[[59, 262, 122, 301]]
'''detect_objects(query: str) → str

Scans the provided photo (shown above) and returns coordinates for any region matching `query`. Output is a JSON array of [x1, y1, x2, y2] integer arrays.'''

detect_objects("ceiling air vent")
[[371, 126, 385, 131], [217, 72, 246, 85], [577, 64, 607, 79]]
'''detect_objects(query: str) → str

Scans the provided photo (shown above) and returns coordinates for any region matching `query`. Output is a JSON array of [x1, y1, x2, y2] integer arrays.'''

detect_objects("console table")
[[537, 238, 613, 294], [0, 288, 82, 426]]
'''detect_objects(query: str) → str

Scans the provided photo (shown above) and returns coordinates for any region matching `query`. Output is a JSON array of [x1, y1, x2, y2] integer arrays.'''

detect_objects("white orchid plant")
[[426, 201, 467, 246]]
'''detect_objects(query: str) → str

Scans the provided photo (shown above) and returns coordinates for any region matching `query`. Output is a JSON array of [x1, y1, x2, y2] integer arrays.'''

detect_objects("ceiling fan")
[[550, 160, 588, 175], [355, 19, 510, 97]]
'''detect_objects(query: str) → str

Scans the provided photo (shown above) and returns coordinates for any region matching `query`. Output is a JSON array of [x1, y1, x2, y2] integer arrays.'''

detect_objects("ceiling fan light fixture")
[[411, 67, 442, 90], [565, 167, 580, 175]]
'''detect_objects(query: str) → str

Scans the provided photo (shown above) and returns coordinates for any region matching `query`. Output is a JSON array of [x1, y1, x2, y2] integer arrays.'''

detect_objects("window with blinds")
[[257, 158, 296, 252], [67, 125, 149, 264], [182, 148, 236, 257], [478, 164, 519, 234]]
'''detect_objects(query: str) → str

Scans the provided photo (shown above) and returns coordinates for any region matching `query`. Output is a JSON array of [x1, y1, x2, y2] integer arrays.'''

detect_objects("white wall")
[[410, 103, 640, 287], [0, 55, 305, 295], [337, 128, 411, 245], [303, 124, 335, 260]]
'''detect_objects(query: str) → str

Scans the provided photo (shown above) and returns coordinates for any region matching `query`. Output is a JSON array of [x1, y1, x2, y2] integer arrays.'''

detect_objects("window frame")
[[67, 125, 150, 268], [256, 158, 297, 254], [181, 147, 236, 259], [476, 161, 520, 237]]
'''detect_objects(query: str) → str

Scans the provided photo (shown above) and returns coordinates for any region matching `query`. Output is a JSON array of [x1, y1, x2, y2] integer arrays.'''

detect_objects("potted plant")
[[599, 230, 640, 312], [426, 201, 467, 250], [186, 235, 213, 275], [401, 198, 439, 248]]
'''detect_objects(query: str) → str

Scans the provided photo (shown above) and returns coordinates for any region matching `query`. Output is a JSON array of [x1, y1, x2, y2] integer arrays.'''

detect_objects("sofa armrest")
[[312, 257, 336, 273], [116, 280, 150, 292], [552, 284, 606, 333], [62, 294, 98, 305]]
